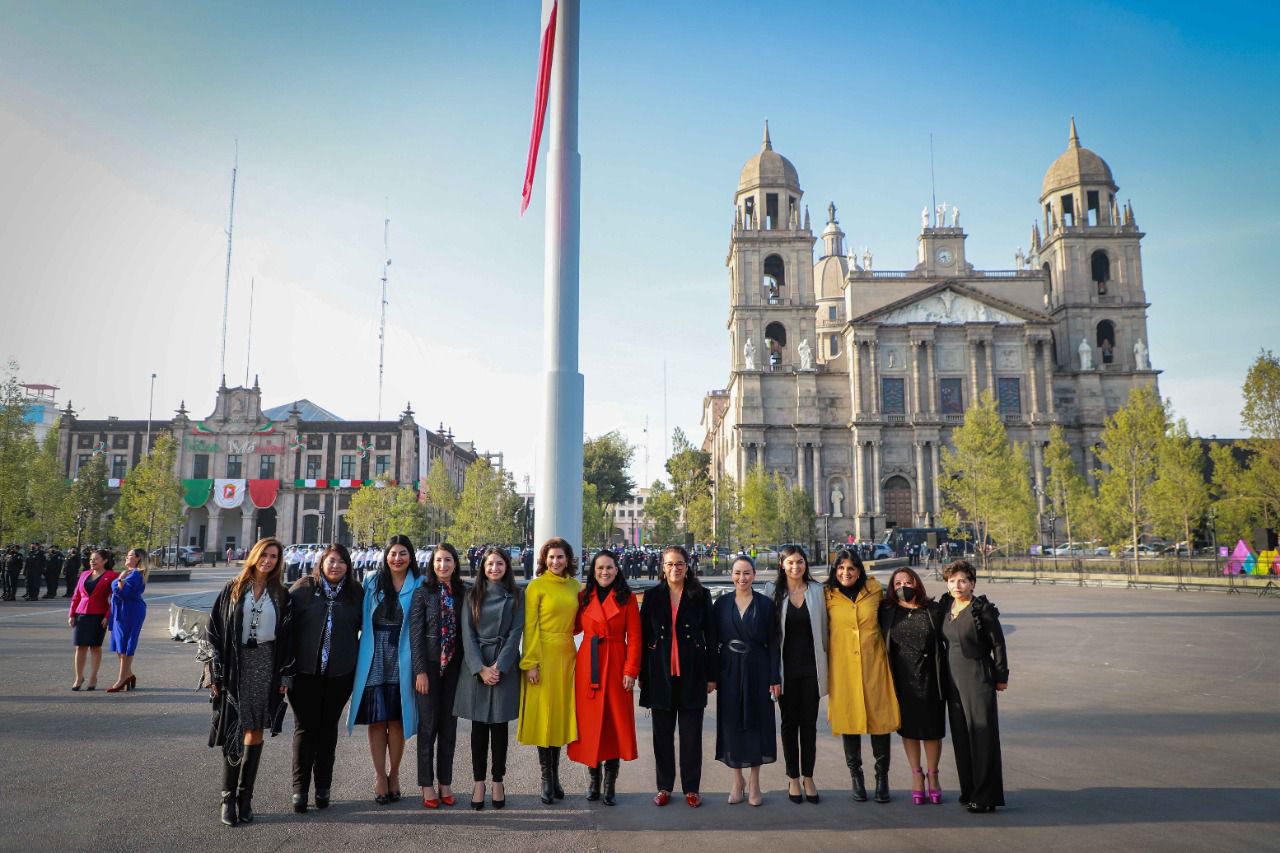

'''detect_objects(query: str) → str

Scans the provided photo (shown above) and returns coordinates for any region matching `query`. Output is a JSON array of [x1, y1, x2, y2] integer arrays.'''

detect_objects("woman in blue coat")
[[348, 534, 422, 804], [107, 548, 148, 692]]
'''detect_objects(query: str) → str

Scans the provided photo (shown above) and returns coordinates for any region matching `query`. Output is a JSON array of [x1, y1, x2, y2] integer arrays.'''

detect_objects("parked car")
[[868, 543, 895, 560], [1121, 544, 1161, 558], [150, 545, 204, 566], [1052, 542, 1085, 556]]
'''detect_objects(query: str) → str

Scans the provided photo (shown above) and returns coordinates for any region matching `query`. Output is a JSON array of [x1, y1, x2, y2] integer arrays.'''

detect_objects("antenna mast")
[[377, 216, 391, 420], [220, 141, 238, 384], [929, 132, 937, 226], [244, 277, 255, 387]]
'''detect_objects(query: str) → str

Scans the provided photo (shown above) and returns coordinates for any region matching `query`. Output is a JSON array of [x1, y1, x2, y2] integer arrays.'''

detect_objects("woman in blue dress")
[[107, 548, 148, 692], [348, 534, 422, 805]]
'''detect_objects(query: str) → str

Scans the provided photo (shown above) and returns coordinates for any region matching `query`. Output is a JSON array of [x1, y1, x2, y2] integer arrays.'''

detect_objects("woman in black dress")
[[940, 560, 1009, 813], [880, 566, 947, 804], [205, 537, 294, 827], [713, 556, 780, 807]]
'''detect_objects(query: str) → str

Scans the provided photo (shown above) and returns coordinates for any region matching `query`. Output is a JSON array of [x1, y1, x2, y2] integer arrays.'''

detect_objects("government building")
[[701, 120, 1159, 543], [54, 380, 480, 552]]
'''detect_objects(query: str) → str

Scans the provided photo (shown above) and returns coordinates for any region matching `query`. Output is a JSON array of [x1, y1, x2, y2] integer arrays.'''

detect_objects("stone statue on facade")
[[1078, 337, 1093, 371], [1134, 339, 1150, 370], [862, 248, 873, 271], [936, 203, 946, 228], [922, 206, 930, 228], [1015, 247, 1025, 270], [951, 205, 960, 227], [798, 338, 813, 370], [831, 487, 844, 517], [744, 338, 756, 371]]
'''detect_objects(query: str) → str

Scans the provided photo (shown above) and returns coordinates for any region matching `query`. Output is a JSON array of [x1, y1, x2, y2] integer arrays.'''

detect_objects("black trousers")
[[64, 567, 80, 597], [415, 659, 462, 787], [778, 674, 820, 778], [470, 721, 509, 782], [651, 697, 704, 794], [947, 681, 1004, 807], [2, 566, 17, 598], [44, 565, 60, 597], [24, 570, 40, 599], [288, 671, 356, 795]]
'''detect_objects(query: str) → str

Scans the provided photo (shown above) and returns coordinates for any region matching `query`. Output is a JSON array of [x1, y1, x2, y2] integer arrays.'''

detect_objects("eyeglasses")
[[664, 562, 687, 569]]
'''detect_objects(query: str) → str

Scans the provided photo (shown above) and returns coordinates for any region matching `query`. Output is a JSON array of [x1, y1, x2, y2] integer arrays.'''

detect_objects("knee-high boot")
[[237, 743, 264, 823], [550, 746, 565, 800], [220, 754, 240, 826], [871, 733, 891, 803], [537, 747, 555, 805], [586, 764, 602, 801], [841, 735, 867, 802], [602, 759, 620, 806]]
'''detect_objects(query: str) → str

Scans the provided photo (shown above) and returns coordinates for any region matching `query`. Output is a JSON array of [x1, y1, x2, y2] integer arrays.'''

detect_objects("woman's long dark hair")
[[423, 541, 466, 598], [885, 566, 932, 606], [580, 549, 633, 607], [375, 534, 420, 620], [771, 544, 815, 622], [658, 545, 703, 599], [470, 546, 517, 626], [826, 548, 868, 598], [310, 543, 362, 603]]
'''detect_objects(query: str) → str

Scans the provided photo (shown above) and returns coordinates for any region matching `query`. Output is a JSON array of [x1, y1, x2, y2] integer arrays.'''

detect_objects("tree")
[[1227, 350, 1280, 529], [712, 475, 738, 551], [1150, 418, 1210, 556], [582, 431, 635, 546], [582, 482, 612, 548], [686, 492, 713, 544], [346, 476, 430, 546], [68, 453, 109, 547], [422, 458, 459, 543], [1209, 443, 1259, 546], [777, 478, 816, 548], [665, 427, 711, 536], [644, 480, 680, 545], [0, 361, 34, 545], [737, 464, 778, 550], [1095, 384, 1168, 579], [452, 459, 520, 548], [1042, 425, 1092, 550], [939, 392, 1036, 572], [112, 434, 184, 554]]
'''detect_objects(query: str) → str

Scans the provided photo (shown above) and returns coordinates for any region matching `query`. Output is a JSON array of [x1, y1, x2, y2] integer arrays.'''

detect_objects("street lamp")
[[144, 373, 156, 457]]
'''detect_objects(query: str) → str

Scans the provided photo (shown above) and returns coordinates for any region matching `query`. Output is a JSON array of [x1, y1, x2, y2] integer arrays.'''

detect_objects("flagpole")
[[534, 0, 583, 555]]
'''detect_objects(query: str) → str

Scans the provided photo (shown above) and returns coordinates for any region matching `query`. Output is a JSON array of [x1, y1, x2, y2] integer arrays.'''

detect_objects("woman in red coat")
[[568, 549, 641, 806], [68, 548, 119, 690]]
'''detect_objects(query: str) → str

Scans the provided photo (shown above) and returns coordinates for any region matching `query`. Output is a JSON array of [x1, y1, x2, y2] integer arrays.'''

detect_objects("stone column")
[[915, 441, 927, 520], [911, 343, 923, 416], [968, 341, 981, 406], [1027, 337, 1041, 415], [868, 344, 880, 414], [871, 442, 883, 514], [930, 442, 941, 518], [812, 443, 823, 514], [851, 342, 863, 415], [1033, 441, 1046, 510], [985, 341, 996, 398], [240, 507, 256, 551], [277, 493, 296, 545], [206, 508, 222, 557], [853, 438, 866, 517], [796, 442, 807, 498], [1043, 342, 1056, 414], [925, 340, 937, 414]]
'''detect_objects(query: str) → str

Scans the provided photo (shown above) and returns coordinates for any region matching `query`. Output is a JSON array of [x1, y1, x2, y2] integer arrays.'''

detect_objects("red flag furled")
[[521, 0, 558, 215]]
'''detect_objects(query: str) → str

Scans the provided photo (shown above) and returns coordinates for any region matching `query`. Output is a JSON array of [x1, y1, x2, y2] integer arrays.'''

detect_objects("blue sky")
[[2, 0, 1277, 487]]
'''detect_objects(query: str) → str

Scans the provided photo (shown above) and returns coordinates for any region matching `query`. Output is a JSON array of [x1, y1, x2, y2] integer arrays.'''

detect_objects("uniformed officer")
[[62, 547, 81, 597], [23, 544, 44, 600], [44, 545, 63, 598], [2, 545, 20, 600]]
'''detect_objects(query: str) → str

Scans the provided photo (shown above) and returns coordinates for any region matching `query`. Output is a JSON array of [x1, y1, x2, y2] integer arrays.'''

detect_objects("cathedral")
[[701, 119, 1160, 543]]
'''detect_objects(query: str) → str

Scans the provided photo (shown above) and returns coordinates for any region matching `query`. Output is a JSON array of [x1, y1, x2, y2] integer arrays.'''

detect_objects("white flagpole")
[[534, 0, 583, 555]]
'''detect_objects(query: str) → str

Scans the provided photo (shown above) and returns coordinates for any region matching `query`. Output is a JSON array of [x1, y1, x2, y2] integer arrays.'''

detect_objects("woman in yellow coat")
[[825, 549, 900, 804], [518, 537, 580, 805]]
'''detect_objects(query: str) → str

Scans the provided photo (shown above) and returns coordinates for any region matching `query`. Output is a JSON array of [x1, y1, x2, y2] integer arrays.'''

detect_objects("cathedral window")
[[828, 306, 837, 321], [1096, 320, 1116, 364], [1087, 191, 1100, 226], [765, 322, 787, 370], [744, 198, 756, 229], [939, 378, 964, 414], [1060, 194, 1075, 227], [763, 255, 785, 304], [882, 378, 906, 414], [997, 378, 1022, 415], [1042, 263, 1053, 305], [829, 334, 840, 357], [1091, 250, 1110, 295], [766, 193, 779, 229]]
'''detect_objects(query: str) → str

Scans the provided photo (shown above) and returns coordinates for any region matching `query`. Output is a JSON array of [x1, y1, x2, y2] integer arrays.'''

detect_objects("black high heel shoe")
[[491, 782, 506, 809]]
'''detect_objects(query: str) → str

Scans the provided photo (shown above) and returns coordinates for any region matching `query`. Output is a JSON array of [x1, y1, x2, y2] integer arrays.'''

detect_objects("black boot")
[[550, 747, 565, 800], [842, 735, 867, 802], [220, 755, 240, 826], [602, 759, 619, 806], [537, 748, 555, 804], [586, 765, 602, 801], [871, 733, 891, 803], [237, 743, 263, 823]]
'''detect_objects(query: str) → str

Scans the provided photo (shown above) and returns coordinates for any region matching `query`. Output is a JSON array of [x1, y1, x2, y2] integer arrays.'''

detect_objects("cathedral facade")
[[701, 120, 1159, 543]]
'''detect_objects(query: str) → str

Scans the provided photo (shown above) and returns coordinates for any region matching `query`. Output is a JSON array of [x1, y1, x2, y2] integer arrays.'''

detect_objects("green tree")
[[712, 475, 738, 552], [939, 392, 1035, 571], [346, 476, 429, 545], [582, 431, 635, 546], [1208, 443, 1259, 546], [582, 482, 612, 548], [68, 453, 109, 547], [1043, 424, 1092, 550], [1222, 350, 1280, 531], [777, 479, 816, 548], [422, 458, 460, 542], [665, 427, 711, 537], [0, 361, 35, 545], [737, 464, 778, 550], [1150, 418, 1209, 555], [1095, 384, 1168, 578], [111, 434, 184, 554], [644, 480, 681, 545], [452, 459, 520, 548], [686, 492, 713, 543], [27, 424, 71, 543]]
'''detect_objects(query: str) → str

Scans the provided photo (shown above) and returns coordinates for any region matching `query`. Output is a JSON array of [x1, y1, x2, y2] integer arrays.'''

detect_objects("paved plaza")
[[1, 570, 1277, 852]]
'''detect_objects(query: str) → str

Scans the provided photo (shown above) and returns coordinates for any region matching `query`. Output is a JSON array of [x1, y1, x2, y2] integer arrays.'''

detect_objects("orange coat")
[[567, 590, 642, 766]]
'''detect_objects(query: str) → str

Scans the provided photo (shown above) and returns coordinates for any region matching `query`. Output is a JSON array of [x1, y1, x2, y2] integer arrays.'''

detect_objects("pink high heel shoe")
[[911, 768, 926, 805], [927, 769, 942, 804]]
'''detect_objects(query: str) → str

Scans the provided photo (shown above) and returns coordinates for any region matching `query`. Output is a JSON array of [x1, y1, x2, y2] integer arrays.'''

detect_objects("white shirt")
[[241, 587, 278, 645]]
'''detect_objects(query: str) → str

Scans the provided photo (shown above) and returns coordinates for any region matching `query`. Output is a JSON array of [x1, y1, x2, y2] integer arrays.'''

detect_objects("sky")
[[2, 0, 1277, 491]]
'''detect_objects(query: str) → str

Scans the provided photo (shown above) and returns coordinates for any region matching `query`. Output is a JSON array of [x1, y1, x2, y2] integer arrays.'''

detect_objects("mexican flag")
[[295, 479, 330, 489]]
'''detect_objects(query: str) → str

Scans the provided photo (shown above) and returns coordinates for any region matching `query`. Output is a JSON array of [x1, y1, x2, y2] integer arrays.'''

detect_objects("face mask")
[[899, 586, 917, 603]]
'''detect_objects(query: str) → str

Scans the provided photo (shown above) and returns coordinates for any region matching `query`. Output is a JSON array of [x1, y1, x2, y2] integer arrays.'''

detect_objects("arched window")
[[1096, 320, 1116, 364], [765, 321, 787, 370], [1042, 262, 1053, 306], [763, 254, 786, 304], [1091, 250, 1110, 295]]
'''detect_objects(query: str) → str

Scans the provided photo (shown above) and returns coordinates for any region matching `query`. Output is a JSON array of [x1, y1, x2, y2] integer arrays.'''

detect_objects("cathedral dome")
[[1041, 118, 1115, 198], [814, 253, 848, 301], [738, 121, 800, 193]]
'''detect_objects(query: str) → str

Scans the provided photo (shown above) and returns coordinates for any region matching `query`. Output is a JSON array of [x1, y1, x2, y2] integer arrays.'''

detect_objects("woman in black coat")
[[638, 545, 717, 808], [205, 537, 294, 827], [713, 555, 780, 806], [939, 560, 1009, 813], [287, 543, 363, 813], [409, 542, 467, 808]]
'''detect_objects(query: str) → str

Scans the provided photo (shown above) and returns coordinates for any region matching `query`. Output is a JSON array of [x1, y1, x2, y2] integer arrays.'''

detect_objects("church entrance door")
[[883, 476, 913, 531]]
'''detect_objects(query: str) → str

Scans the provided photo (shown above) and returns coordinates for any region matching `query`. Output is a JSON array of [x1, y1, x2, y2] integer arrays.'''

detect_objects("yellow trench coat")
[[825, 577, 900, 736], [517, 571, 580, 747]]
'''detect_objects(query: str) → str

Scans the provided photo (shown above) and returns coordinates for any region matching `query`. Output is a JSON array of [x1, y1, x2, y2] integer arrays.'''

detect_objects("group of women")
[[203, 535, 1009, 827], [67, 547, 149, 693]]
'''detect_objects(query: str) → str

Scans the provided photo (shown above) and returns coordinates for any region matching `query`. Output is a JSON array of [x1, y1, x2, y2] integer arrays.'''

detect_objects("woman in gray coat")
[[453, 547, 524, 810]]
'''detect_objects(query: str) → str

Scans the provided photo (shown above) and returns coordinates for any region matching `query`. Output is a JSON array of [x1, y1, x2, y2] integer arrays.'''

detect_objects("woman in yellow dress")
[[518, 537, 580, 804]]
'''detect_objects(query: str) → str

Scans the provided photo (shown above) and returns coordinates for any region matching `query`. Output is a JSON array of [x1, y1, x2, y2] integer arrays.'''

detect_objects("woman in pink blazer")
[[68, 549, 118, 690]]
